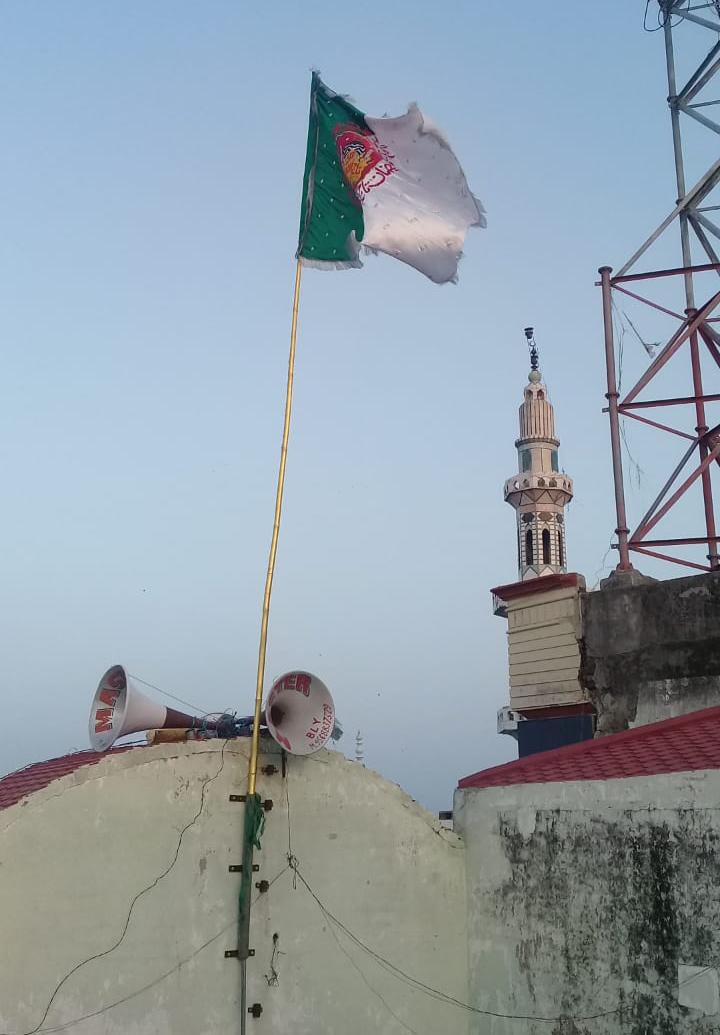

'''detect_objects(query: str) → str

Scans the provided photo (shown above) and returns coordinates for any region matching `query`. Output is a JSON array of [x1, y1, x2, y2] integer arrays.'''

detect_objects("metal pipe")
[[622, 288, 720, 404], [678, 39, 720, 101], [689, 215, 720, 270], [631, 439, 698, 539], [635, 536, 720, 547], [622, 392, 720, 408], [611, 260, 720, 284], [699, 324, 720, 368], [631, 545, 711, 572], [240, 960, 247, 1035], [248, 259, 303, 798], [694, 211, 720, 242], [673, 8, 720, 32], [640, 439, 720, 537], [621, 410, 696, 440], [614, 161, 720, 278], [612, 283, 684, 320], [600, 266, 632, 570], [700, 321, 720, 346], [688, 315, 720, 566], [664, 12, 696, 308], [237, 260, 303, 1024], [678, 100, 720, 136]]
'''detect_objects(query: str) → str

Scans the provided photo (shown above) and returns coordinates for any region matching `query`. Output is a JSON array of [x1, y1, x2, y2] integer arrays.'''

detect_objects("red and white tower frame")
[[599, 0, 720, 574]]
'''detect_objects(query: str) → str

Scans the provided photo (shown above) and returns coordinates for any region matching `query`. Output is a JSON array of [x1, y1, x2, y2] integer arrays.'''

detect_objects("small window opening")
[[525, 529, 534, 566], [542, 528, 551, 565], [558, 531, 564, 567]]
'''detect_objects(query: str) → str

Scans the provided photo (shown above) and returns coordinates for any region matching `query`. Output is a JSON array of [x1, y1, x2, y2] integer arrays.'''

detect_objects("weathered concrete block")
[[581, 571, 720, 734]]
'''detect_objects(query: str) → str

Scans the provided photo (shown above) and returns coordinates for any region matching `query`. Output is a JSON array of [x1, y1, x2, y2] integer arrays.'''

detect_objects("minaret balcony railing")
[[504, 473, 574, 501]]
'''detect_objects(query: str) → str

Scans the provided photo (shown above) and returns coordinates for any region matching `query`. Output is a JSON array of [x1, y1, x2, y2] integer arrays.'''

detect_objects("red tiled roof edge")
[[491, 572, 585, 604], [458, 705, 720, 790], [0, 746, 136, 811]]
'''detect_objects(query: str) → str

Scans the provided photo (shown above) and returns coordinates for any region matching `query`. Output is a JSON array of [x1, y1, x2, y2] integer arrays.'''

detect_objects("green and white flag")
[[297, 73, 485, 285]]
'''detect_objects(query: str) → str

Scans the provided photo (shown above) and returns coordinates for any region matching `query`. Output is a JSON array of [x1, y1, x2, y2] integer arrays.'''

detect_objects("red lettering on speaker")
[[94, 707, 114, 733], [275, 672, 311, 697], [304, 703, 333, 747], [98, 689, 118, 708]]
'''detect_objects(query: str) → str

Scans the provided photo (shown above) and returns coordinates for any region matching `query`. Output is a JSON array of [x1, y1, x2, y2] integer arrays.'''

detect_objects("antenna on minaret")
[[524, 326, 539, 372], [355, 730, 364, 765]]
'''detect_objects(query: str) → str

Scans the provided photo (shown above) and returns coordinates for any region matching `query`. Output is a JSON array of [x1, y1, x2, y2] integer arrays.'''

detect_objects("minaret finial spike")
[[524, 326, 539, 374]]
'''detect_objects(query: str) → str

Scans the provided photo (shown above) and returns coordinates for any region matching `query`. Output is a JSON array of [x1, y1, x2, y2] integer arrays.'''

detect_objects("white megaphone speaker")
[[265, 671, 335, 756], [89, 665, 204, 751]]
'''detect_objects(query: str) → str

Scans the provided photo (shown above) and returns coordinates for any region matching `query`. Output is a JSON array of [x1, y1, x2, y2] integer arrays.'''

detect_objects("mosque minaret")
[[504, 328, 573, 581]]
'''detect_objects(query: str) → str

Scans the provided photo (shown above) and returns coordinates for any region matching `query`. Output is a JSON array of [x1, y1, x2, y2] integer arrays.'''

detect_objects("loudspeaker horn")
[[265, 671, 335, 756], [89, 664, 204, 751]]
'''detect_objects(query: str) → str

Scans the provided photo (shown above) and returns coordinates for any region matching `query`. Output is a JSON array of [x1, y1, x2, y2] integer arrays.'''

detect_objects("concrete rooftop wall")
[[455, 769, 720, 1035], [0, 739, 468, 1035]]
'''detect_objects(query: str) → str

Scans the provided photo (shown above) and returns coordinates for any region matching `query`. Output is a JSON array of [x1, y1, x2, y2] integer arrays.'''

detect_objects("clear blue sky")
[[1, 2, 710, 810]]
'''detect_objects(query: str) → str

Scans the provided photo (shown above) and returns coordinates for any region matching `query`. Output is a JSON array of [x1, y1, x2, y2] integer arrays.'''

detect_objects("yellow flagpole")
[[246, 258, 303, 797]]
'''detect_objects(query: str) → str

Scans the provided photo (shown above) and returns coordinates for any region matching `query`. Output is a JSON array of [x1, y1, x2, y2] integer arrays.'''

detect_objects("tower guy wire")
[[289, 858, 622, 1024], [28, 864, 292, 1035]]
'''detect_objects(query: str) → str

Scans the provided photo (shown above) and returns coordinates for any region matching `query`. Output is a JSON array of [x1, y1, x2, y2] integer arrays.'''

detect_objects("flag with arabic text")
[[297, 73, 485, 285]]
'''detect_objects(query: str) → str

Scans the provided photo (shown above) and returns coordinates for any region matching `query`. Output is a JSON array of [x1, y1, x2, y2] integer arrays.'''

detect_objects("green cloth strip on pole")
[[237, 794, 265, 960]]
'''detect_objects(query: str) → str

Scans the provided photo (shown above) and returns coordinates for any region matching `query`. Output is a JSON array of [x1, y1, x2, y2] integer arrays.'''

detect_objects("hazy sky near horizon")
[[2, 1, 715, 811]]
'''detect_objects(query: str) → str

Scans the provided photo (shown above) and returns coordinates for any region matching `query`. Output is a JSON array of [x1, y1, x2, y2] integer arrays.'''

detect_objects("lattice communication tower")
[[599, 0, 720, 573]]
